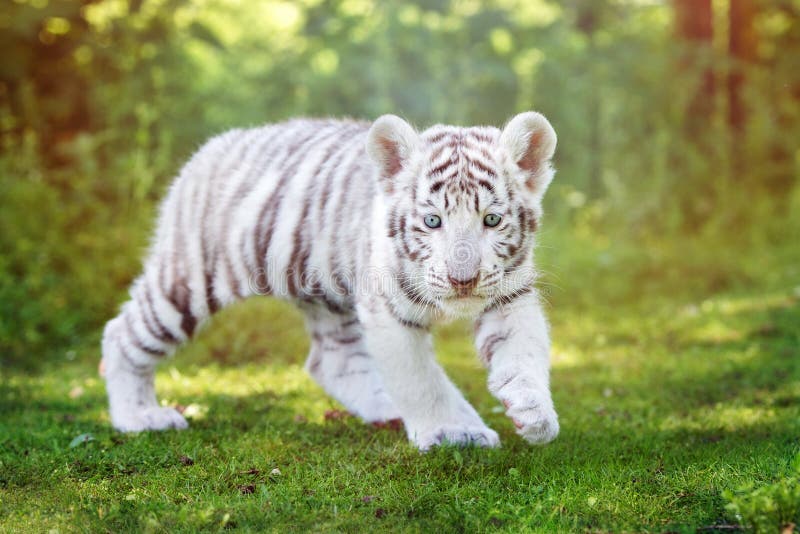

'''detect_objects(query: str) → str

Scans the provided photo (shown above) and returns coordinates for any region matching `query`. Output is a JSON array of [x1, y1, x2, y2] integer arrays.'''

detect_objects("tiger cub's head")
[[366, 112, 557, 318]]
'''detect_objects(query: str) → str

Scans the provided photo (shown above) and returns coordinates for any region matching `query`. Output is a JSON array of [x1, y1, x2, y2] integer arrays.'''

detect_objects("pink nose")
[[448, 274, 480, 293]]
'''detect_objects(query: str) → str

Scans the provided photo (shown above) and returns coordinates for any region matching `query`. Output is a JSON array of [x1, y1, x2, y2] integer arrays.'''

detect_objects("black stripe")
[[165, 278, 197, 337], [159, 176, 187, 298], [383, 295, 428, 330], [124, 308, 167, 357], [223, 250, 248, 298], [300, 293, 350, 315], [327, 138, 364, 306], [504, 251, 528, 272], [429, 160, 454, 176], [469, 156, 497, 178], [477, 179, 495, 193], [396, 214, 415, 260], [256, 126, 348, 283], [199, 132, 247, 313], [398, 274, 436, 306], [222, 128, 289, 296], [320, 128, 366, 302], [141, 282, 179, 344], [389, 309, 427, 329], [131, 338, 166, 357], [479, 331, 511, 364], [335, 369, 371, 378], [333, 334, 361, 345], [485, 286, 532, 311], [254, 128, 331, 276], [425, 131, 450, 145], [467, 131, 495, 144], [204, 271, 220, 314], [428, 143, 448, 164], [118, 341, 153, 375], [286, 130, 344, 296], [430, 180, 446, 193]]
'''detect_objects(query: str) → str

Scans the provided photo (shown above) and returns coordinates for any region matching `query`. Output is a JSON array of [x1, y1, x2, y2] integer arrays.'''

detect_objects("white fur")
[[102, 112, 560, 450]]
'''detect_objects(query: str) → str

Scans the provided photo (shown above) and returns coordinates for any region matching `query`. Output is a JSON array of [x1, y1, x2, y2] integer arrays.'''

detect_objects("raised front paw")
[[412, 424, 500, 451], [502, 395, 559, 445], [112, 406, 189, 433]]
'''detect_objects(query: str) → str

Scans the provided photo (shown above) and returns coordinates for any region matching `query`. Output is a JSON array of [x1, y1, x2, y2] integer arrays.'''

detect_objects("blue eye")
[[484, 213, 502, 227], [424, 214, 442, 228]]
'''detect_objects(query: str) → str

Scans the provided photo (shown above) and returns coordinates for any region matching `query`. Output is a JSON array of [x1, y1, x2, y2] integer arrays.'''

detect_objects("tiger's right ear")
[[367, 115, 419, 192]]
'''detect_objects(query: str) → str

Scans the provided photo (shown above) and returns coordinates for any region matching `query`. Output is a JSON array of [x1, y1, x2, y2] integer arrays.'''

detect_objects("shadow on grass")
[[2, 286, 798, 530], [2, 358, 797, 532]]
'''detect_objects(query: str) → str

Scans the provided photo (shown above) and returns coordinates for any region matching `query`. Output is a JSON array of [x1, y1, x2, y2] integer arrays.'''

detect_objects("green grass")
[[2, 251, 799, 532]]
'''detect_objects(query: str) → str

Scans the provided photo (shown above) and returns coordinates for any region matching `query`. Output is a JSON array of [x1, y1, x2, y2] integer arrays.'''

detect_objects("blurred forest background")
[[1, 0, 798, 368]]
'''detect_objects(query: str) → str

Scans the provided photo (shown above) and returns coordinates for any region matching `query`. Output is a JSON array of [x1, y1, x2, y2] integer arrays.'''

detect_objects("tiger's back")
[[142, 119, 373, 339]]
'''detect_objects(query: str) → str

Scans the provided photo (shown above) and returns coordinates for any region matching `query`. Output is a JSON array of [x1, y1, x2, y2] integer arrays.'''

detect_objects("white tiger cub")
[[101, 112, 559, 450]]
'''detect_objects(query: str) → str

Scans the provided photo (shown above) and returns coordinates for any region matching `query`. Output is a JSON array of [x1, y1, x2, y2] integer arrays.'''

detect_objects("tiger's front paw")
[[500, 389, 559, 444], [111, 406, 189, 433], [411, 423, 500, 451]]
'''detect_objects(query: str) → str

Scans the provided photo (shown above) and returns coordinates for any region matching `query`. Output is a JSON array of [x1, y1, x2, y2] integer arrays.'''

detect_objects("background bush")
[[1, 0, 798, 369]]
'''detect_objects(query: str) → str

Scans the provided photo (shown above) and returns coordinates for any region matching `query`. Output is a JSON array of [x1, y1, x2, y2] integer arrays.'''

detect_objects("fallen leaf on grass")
[[371, 419, 404, 431], [374, 508, 387, 519], [240, 468, 260, 475], [69, 433, 95, 448], [238, 484, 256, 495], [324, 409, 350, 421], [179, 455, 194, 466]]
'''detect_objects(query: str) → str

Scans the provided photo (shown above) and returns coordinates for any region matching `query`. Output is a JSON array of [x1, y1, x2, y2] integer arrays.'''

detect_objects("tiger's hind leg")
[[303, 307, 401, 423], [101, 273, 200, 432]]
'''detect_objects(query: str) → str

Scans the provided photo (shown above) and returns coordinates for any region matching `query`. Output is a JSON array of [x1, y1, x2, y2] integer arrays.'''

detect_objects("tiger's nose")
[[448, 273, 480, 294]]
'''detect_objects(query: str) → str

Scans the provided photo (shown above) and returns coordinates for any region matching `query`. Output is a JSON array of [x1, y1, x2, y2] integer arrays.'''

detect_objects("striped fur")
[[102, 112, 560, 449]]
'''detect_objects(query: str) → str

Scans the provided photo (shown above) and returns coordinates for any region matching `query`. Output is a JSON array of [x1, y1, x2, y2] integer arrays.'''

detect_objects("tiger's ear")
[[367, 115, 419, 192], [500, 111, 557, 200]]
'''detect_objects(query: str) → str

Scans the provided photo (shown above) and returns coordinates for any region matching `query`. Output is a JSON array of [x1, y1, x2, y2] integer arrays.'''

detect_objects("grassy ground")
[[2, 239, 799, 533]]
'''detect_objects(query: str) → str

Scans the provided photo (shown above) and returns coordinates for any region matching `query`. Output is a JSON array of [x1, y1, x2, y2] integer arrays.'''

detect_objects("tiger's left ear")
[[367, 115, 419, 193], [500, 111, 557, 200]]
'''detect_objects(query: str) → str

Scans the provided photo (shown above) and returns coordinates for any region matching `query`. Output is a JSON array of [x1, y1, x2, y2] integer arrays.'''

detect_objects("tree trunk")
[[674, 0, 715, 127], [728, 0, 758, 176], [672, 0, 716, 226]]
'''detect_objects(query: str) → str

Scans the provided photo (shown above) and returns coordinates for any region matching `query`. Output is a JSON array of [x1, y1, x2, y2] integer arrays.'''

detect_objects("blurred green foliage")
[[724, 452, 800, 532], [0, 0, 798, 368]]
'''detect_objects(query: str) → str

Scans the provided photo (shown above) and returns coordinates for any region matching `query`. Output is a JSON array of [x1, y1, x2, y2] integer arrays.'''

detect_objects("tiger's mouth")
[[445, 292, 485, 302], [439, 294, 487, 318], [453, 286, 476, 299]]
